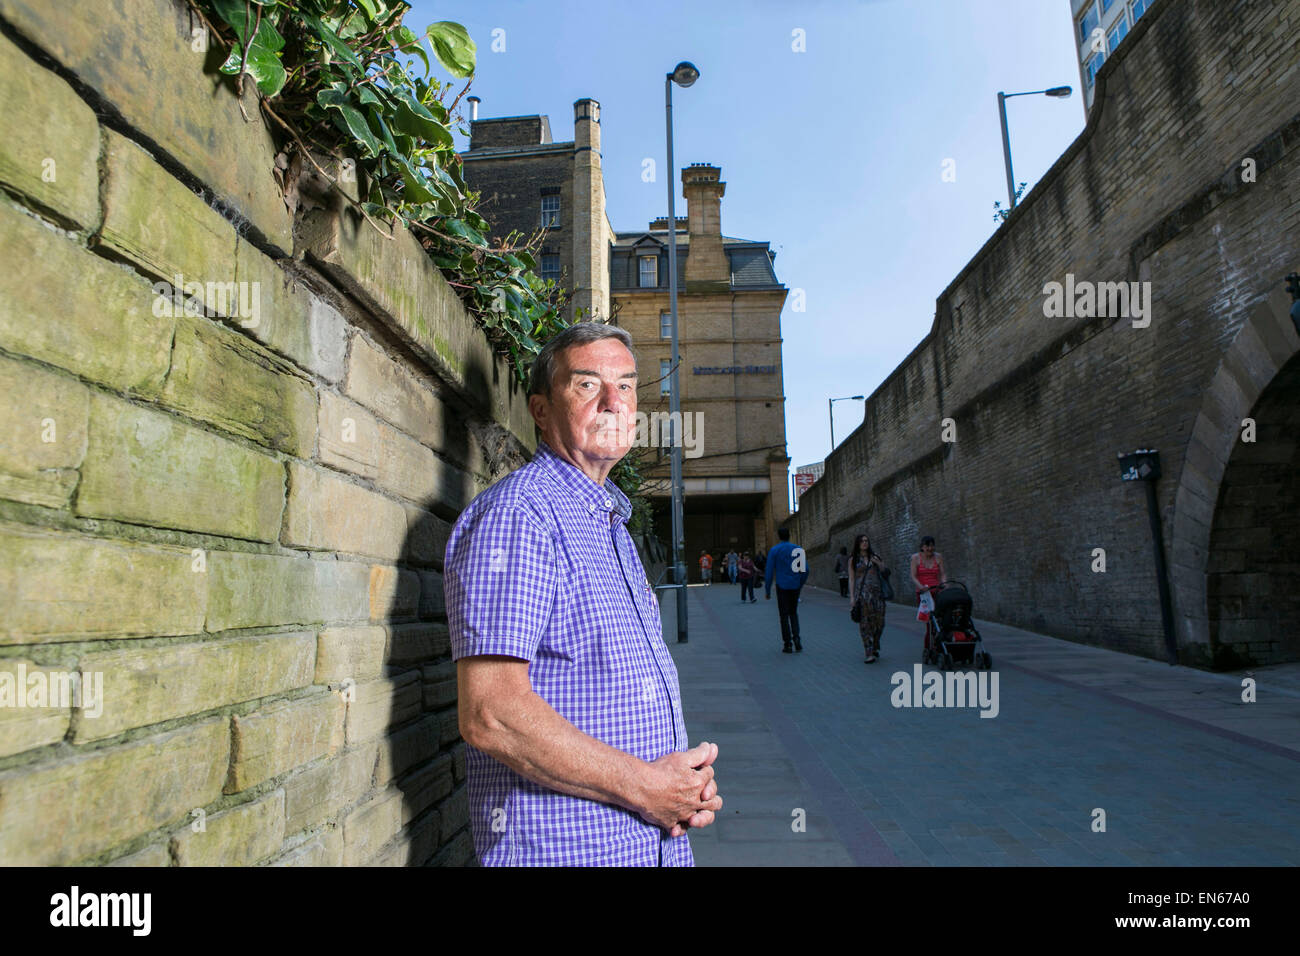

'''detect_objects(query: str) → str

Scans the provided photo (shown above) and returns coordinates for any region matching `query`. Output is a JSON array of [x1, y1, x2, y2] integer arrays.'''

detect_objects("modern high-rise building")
[[1070, 0, 1154, 113]]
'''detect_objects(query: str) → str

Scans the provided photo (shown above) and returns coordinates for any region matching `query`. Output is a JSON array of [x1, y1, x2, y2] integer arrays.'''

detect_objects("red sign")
[[794, 473, 816, 497]]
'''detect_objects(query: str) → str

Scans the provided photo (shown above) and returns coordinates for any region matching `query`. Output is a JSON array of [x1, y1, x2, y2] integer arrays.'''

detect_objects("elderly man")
[[444, 323, 722, 866]]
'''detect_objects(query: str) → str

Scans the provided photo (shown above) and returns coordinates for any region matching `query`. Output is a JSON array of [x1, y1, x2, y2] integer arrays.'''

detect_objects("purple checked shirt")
[[444, 440, 694, 866]]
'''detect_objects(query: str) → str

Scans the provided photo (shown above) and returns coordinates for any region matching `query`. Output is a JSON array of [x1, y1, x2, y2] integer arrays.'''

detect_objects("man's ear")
[[528, 393, 548, 433]]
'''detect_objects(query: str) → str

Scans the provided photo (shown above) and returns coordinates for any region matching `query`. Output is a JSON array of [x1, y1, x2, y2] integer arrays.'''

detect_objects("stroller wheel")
[[982, 652, 993, 670]]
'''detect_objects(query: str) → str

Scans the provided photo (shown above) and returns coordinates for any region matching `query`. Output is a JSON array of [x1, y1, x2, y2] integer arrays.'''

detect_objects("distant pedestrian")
[[725, 550, 738, 584], [699, 550, 713, 585], [754, 550, 767, 590], [765, 528, 809, 653], [835, 547, 850, 598], [849, 532, 887, 664], [737, 552, 757, 603]]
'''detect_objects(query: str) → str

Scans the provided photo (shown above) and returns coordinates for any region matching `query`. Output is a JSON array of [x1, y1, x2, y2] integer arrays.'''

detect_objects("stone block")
[[396, 753, 454, 823], [369, 565, 420, 622], [0, 29, 99, 228], [345, 672, 421, 745], [343, 335, 446, 448], [0, 658, 72, 756], [106, 843, 171, 867], [227, 693, 345, 792], [160, 313, 317, 458], [0, 199, 173, 395], [0, 716, 228, 865], [373, 715, 441, 787], [270, 826, 344, 866], [388, 622, 450, 666], [0, 355, 89, 508], [74, 632, 316, 742], [233, 243, 347, 383], [341, 788, 404, 866], [98, 129, 238, 316], [0, 0, 293, 252], [205, 551, 370, 632], [402, 504, 452, 569], [0, 523, 207, 644], [314, 625, 387, 684], [421, 661, 458, 711], [438, 786, 469, 844], [418, 569, 446, 619], [75, 391, 286, 541], [281, 461, 408, 561], [171, 789, 285, 867], [282, 742, 376, 833]]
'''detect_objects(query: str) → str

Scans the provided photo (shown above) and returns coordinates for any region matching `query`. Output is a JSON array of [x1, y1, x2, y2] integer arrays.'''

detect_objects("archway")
[[1169, 284, 1300, 668]]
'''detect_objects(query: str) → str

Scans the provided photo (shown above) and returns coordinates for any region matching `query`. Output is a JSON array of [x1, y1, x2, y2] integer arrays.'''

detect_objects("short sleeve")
[[444, 502, 558, 662]]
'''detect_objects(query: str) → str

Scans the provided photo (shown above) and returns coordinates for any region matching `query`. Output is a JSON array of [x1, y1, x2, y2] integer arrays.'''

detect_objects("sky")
[[408, 0, 1087, 500]]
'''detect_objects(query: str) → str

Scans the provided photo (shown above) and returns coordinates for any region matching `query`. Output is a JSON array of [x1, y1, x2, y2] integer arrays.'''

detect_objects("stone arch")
[[1169, 283, 1300, 667]]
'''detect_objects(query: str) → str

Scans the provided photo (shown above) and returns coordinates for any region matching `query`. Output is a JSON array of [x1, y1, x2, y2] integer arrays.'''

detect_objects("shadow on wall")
[[385, 345, 516, 866]]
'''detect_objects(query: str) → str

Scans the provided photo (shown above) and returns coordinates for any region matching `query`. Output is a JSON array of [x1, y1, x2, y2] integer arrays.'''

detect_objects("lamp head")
[[1045, 86, 1072, 97], [670, 62, 700, 87]]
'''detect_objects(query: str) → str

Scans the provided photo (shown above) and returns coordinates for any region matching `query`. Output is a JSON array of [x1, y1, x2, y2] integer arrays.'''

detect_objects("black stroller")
[[922, 580, 992, 671]]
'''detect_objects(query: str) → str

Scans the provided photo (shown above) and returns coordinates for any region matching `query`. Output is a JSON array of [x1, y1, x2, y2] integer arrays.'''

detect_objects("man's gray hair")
[[527, 322, 636, 398]]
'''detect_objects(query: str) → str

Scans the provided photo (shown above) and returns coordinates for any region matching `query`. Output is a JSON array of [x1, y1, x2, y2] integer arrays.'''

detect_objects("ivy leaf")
[[300, 13, 365, 72], [426, 21, 476, 78], [443, 217, 487, 246], [392, 97, 454, 148], [395, 155, 437, 204], [396, 25, 431, 75], [317, 88, 381, 157]]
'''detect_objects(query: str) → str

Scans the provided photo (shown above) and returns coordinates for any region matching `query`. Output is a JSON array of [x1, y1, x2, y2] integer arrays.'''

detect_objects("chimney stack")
[[572, 99, 607, 318], [467, 96, 479, 120], [682, 164, 728, 289]]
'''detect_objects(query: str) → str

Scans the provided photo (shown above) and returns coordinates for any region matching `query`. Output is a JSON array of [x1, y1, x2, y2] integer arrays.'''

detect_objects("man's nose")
[[599, 381, 629, 410]]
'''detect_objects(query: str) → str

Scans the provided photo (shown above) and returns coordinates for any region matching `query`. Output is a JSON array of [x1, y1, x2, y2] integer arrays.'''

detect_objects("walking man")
[[445, 323, 722, 866], [765, 528, 809, 653]]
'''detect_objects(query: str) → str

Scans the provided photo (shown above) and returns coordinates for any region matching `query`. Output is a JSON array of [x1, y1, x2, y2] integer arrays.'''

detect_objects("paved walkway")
[[663, 582, 1300, 866]]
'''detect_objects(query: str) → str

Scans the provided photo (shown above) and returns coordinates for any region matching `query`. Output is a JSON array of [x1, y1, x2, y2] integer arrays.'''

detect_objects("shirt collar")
[[534, 440, 633, 524]]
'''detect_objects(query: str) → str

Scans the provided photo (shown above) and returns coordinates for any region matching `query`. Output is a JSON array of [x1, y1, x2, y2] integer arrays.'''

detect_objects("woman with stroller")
[[910, 535, 947, 642], [849, 532, 888, 663]]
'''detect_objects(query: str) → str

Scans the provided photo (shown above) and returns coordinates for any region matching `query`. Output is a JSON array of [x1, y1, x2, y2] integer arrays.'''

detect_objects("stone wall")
[[0, 0, 532, 865], [789, 0, 1300, 668]]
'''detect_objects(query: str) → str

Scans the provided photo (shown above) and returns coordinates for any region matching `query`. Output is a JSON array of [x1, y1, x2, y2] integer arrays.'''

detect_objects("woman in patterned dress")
[[849, 532, 887, 663]]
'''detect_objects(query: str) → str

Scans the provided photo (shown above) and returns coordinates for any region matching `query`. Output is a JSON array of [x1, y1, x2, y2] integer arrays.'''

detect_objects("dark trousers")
[[839, 577, 849, 597], [740, 577, 754, 601], [777, 585, 802, 645]]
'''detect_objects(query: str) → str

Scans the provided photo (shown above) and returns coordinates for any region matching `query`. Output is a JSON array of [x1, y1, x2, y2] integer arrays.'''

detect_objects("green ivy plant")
[[192, 0, 570, 383]]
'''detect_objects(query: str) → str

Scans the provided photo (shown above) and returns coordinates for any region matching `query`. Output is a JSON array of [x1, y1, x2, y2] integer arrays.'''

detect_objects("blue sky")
[[409, 0, 1086, 497]]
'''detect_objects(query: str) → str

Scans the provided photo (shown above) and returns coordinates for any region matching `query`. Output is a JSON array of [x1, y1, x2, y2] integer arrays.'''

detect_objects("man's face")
[[531, 338, 638, 464]]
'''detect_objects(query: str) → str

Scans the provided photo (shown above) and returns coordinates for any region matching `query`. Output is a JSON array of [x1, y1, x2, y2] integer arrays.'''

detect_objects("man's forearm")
[[467, 689, 650, 814]]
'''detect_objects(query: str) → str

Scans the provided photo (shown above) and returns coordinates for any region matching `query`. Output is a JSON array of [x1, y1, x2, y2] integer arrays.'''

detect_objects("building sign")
[[794, 473, 816, 498], [692, 364, 778, 375]]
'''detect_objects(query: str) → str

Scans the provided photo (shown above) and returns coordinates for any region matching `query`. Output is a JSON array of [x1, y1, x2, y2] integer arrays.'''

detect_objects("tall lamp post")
[[828, 394, 865, 453], [997, 86, 1071, 211], [665, 61, 698, 643]]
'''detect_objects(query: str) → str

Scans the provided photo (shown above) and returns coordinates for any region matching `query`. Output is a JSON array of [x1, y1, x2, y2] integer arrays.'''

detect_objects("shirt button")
[[604, 498, 612, 507]]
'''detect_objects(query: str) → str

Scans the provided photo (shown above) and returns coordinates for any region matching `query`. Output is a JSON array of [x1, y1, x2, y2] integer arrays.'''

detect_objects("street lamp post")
[[665, 61, 698, 643], [828, 394, 865, 454], [997, 86, 1072, 211]]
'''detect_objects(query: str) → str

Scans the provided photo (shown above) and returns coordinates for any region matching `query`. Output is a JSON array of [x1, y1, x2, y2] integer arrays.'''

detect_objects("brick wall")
[[0, 0, 532, 865], [789, 0, 1300, 668]]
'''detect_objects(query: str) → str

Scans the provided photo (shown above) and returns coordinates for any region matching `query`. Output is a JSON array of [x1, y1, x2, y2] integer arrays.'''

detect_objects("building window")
[[639, 255, 659, 288], [659, 311, 672, 339], [540, 195, 560, 228], [659, 359, 672, 395], [1085, 50, 1105, 87], [541, 253, 560, 282], [1107, 14, 1128, 52], [1079, 2, 1099, 44], [1131, 0, 1147, 22], [1101, 0, 1118, 11]]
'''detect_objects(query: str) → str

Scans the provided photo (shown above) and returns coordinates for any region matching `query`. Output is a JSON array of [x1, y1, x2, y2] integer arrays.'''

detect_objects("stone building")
[[611, 164, 791, 558], [460, 98, 613, 321]]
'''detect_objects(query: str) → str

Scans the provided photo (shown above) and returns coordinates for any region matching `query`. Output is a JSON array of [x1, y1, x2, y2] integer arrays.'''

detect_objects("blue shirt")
[[764, 540, 809, 596], [444, 441, 693, 866]]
